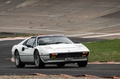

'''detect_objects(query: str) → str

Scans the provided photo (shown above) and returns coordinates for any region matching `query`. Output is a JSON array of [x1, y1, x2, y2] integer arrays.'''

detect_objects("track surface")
[[0, 0, 120, 39], [0, 40, 120, 77], [0, 0, 120, 77]]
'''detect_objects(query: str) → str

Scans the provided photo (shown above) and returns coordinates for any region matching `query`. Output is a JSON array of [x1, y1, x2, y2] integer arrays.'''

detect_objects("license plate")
[[65, 58, 73, 61]]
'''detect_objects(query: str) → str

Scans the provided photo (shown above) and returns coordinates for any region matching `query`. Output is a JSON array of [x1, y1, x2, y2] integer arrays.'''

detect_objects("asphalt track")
[[0, 39, 120, 77], [0, 0, 120, 39], [0, 0, 120, 77]]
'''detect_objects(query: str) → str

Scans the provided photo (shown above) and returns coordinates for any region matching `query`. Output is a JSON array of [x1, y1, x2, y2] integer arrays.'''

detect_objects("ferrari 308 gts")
[[11, 35, 90, 68]]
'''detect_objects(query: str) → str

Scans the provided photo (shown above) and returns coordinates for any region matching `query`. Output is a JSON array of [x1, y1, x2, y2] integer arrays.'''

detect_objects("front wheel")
[[34, 50, 45, 68], [77, 60, 88, 67], [14, 51, 25, 68]]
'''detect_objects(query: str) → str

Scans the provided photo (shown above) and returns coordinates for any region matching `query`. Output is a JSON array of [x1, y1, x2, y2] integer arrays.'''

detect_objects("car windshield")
[[37, 36, 73, 45]]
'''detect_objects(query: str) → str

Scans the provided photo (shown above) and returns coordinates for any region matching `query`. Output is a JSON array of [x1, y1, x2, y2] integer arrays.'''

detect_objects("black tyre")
[[57, 63, 65, 67], [77, 60, 88, 67], [34, 50, 45, 68], [14, 51, 25, 68]]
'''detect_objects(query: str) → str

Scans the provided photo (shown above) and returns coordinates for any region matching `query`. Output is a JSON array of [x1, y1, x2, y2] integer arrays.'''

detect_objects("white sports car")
[[11, 35, 90, 68]]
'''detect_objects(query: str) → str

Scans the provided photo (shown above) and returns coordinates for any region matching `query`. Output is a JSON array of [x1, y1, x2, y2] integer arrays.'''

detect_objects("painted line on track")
[[83, 33, 120, 38], [0, 32, 120, 41], [0, 27, 66, 32], [0, 37, 27, 41], [95, 23, 120, 31], [67, 32, 120, 38], [67, 33, 107, 37]]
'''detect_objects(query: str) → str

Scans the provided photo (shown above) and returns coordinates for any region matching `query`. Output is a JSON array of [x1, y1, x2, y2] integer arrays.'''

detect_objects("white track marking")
[[83, 33, 120, 38], [67, 33, 106, 37], [0, 33, 120, 41], [0, 27, 66, 32], [67, 33, 94, 37], [95, 23, 120, 31], [0, 37, 27, 41], [0, 11, 6, 14], [6, 1, 11, 4], [30, 28, 66, 32]]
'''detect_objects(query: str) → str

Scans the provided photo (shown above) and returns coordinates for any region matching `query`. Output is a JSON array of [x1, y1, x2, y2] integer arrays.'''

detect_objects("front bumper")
[[41, 56, 88, 63], [41, 52, 89, 63]]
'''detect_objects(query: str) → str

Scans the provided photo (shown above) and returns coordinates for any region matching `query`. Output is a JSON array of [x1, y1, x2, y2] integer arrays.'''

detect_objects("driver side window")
[[23, 37, 36, 47]]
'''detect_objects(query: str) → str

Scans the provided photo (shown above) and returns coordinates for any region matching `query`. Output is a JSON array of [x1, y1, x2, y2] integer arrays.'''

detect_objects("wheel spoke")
[[15, 53, 19, 65], [34, 51, 45, 68], [35, 54, 39, 66], [14, 51, 25, 68]]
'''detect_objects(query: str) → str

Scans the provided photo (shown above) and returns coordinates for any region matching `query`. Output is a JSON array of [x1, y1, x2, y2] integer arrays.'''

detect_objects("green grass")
[[84, 39, 120, 62]]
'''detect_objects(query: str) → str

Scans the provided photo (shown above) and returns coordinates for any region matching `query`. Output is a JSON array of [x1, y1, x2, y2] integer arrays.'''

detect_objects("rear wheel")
[[14, 51, 25, 68], [34, 50, 45, 68], [77, 60, 88, 67]]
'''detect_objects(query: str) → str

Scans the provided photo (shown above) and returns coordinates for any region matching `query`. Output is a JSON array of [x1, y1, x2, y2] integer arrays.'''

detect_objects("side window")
[[23, 37, 36, 47]]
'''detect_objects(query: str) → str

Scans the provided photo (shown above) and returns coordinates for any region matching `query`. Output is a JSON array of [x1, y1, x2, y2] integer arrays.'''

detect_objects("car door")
[[20, 37, 36, 62]]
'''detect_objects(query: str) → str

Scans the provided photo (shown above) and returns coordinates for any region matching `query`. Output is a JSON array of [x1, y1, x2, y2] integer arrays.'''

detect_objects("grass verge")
[[84, 39, 120, 62]]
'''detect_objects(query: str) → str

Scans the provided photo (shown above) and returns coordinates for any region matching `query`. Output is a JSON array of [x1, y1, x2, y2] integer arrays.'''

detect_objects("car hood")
[[40, 43, 89, 53]]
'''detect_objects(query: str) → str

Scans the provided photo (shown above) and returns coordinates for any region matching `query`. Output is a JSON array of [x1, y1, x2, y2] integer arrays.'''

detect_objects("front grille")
[[56, 52, 83, 58]]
